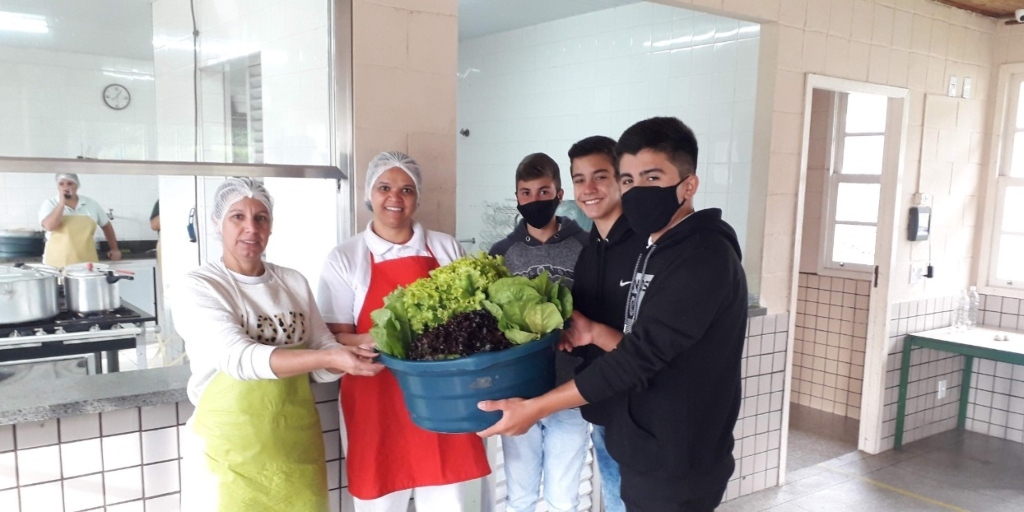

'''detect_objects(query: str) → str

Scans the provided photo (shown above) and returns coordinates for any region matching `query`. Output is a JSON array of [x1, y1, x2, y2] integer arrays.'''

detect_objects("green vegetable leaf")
[[557, 286, 573, 320], [524, 302, 564, 334], [504, 328, 540, 344], [370, 308, 406, 358]]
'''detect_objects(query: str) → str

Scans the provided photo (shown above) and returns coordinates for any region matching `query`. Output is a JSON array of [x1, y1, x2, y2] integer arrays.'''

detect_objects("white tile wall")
[[457, 2, 759, 251], [880, 296, 961, 450], [723, 313, 789, 502], [0, 380, 343, 511], [0, 47, 157, 161], [793, 273, 871, 418], [963, 294, 1024, 443]]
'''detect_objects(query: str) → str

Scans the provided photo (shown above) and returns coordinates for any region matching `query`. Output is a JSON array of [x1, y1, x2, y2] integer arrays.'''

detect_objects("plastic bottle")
[[954, 289, 970, 331], [968, 286, 980, 329]]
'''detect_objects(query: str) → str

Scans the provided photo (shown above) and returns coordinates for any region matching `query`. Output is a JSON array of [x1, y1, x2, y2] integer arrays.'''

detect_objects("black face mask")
[[621, 180, 686, 235], [517, 198, 560, 229]]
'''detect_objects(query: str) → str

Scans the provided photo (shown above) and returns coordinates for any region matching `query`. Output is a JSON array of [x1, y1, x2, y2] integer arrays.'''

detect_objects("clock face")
[[103, 84, 130, 110]]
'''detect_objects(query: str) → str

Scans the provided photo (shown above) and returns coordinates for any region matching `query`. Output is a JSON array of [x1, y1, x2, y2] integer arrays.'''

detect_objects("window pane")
[[996, 234, 1024, 283], [1016, 81, 1024, 129], [833, 224, 876, 266], [1003, 186, 1024, 233], [835, 183, 881, 223], [1011, 132, 1024, 178], [846, 93, 888, 133], [841, 135, 884, 175]]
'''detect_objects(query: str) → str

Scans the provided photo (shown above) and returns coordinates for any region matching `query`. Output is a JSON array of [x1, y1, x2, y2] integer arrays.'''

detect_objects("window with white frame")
[[990, 73, 1024, 289], [821, 92, 889, 275]]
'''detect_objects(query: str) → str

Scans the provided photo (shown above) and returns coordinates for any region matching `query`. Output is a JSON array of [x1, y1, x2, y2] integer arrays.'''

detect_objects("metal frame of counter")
[[0, 365, 189, 426], [894, 326, 1024, 449]]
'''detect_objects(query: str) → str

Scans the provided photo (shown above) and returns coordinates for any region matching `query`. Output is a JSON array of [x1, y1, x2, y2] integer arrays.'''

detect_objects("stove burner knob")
[[55, 327, 66, 334], [110, 324, 122, 330], [34, 328, 46, 336], [8, 331, 20, 338], [89, 324, 101, 332]]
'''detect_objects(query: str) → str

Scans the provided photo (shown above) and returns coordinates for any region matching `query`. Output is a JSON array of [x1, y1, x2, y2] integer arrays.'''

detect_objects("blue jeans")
[[592, 425, 625, 512], [501, 408, 589, 512]]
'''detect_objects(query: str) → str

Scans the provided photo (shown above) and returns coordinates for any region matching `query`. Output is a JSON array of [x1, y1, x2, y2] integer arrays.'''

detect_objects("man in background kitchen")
[[488, 152, 590, 512], [566, 135, 646, 512], [480, 117, 748, 512], [38, 173, 122, 267]]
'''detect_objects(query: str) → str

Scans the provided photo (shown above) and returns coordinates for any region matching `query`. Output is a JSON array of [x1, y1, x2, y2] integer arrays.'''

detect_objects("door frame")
[[782, 74, 910, 480]]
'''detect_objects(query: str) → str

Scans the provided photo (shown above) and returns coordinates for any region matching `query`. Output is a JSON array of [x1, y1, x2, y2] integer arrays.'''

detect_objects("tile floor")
[[785, 404, 860, 473], [720, 427, 1024, 511]]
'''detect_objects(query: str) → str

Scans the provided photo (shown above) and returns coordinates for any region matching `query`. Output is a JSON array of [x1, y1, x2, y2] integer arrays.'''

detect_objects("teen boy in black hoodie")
[[480, 118, 748, 512], [567, 135, 646, 512]]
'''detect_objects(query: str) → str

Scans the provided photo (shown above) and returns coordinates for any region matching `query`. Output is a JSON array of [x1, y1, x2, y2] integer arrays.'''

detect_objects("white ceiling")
[[459, 0, 641, 41], [0, 0, 154, 61]]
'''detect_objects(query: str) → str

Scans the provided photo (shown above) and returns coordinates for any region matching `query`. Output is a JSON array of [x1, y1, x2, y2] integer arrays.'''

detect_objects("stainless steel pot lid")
[[0, 229, 45, 238], [0, 266, 54, 281]]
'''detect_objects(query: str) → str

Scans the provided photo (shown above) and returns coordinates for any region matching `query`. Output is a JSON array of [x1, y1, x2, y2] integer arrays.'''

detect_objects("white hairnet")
[[364, 151, 422, 210], [210, 177, 274, 234], [55, 173, 80, 185]]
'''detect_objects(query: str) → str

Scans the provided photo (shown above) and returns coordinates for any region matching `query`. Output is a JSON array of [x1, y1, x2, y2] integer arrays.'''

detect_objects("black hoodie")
[[489, 217, 589, 385], [574, 208, 748, 503], [570, 215, 649, 424]]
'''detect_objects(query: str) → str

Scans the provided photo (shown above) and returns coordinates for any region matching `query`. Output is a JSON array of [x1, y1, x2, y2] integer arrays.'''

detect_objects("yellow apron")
[[191, 370, 330, 511], [42, 215, 100, 267]]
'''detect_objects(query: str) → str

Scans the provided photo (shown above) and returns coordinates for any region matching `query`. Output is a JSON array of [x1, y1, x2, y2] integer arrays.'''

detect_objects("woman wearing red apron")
[[318, 152, 490, 512]]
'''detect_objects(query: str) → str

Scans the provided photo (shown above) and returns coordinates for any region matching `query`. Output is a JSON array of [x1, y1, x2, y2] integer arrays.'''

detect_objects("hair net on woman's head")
[[364, 151, 422, 210], [210, 177, 274, 234], [55, 173, 80, 185]]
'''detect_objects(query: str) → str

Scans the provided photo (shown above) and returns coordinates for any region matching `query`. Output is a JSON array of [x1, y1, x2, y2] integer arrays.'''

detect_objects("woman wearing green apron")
[[38, 173, 122, 267], [173, 178, 384, 512]]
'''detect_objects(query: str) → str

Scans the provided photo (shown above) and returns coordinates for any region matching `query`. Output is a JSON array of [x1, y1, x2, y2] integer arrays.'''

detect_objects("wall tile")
[[60, 414, 101, 443], [62, 439, 103, 479], [140, 405, 178, 431], [145, 494, 180, 512], [20, 480, 63, 512], [15, 419, 59, 449], [104, 466, 143, 505], [105, 499, 145, 511], [0, 488, 17, 511], [141, 428, 178, 465], [142, 460, 179, 498], [0, 426, 12, 453], [102, 409, 141, 436], [64, 473, 105, 512], [17, 445, 61, 486], [0, 452, 16, 490], [102, 433, 142, 471]]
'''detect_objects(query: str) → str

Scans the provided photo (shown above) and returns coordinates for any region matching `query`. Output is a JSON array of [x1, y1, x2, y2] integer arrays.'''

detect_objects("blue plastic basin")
[[379, 330, 559, 433]]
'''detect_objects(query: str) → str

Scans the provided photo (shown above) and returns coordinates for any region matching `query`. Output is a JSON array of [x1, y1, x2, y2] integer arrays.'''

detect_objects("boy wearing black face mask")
[[479, 118, 748, 512], [488, 152, 590, 512]]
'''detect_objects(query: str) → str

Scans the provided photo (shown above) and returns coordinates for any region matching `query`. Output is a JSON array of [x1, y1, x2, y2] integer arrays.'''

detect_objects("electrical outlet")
[[910, 263, 927, 284], [938, 380, 947, 400], [913, 193, 932, 206], [948, 75, 958, 97]]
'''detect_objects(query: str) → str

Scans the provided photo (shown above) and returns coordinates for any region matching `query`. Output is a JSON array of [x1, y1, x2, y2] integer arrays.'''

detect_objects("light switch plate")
[[962, 77, 972, 99], [948, 76, 958, 97]]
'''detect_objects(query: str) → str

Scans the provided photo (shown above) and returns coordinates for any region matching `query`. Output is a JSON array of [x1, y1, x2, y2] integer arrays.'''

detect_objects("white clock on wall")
[[102, 84, 130, 110]]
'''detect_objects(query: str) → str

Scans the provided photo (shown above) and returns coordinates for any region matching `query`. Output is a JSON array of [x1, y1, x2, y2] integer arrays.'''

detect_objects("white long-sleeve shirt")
[[317, 221, 465, 325], [174, 260, 341, 405]]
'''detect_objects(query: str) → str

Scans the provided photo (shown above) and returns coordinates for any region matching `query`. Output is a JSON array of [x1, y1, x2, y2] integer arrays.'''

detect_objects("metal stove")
[[0, 300, 158, 373]]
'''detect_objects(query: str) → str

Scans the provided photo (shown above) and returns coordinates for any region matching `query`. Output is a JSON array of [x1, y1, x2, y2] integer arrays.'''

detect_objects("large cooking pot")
[[0, 265, 60, 324], [64, 270, 134, 314], [0, 229, 46, 259]]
